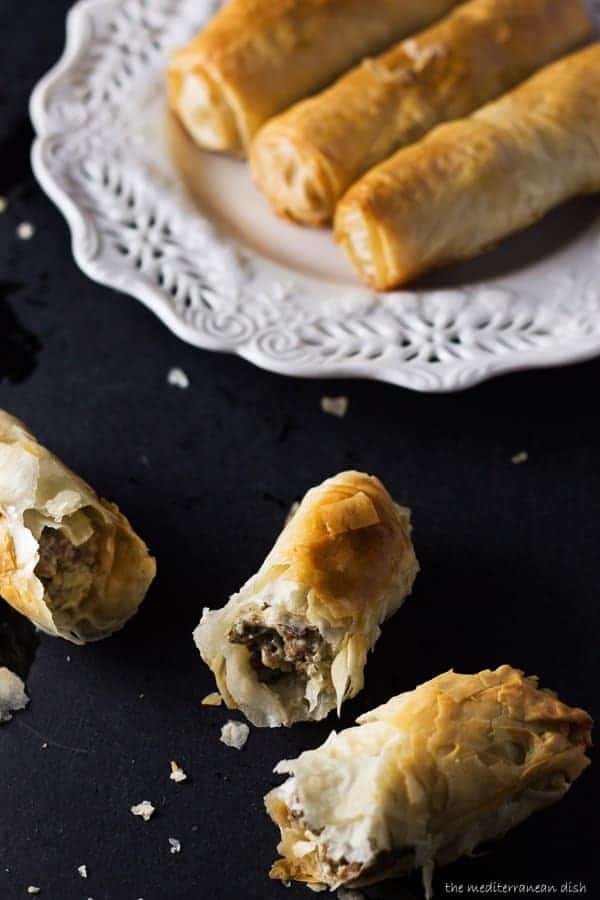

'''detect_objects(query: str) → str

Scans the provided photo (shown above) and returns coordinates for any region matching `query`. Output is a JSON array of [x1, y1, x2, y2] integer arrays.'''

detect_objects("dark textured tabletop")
[[1, 3, 599, 899]]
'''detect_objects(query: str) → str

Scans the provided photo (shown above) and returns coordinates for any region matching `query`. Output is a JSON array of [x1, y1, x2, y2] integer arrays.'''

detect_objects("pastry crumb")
[[402, 39, 446, 71], [320, 396, 348, 418], [77, 865, 88, 879], [307, 885, 327, 893], [0, 667, 29, 724], [41, 742, 48, 749], [220, 720, 249, 749], [170, 760, 187, 783], [26, 889, 41, 896], [130, 800, 155, 821], [17, 221, 35, 240], [167, 367, 190, 389], [201, 691, 223, 707], [511, 451, 528, 464], [169, 838, 181, 855]]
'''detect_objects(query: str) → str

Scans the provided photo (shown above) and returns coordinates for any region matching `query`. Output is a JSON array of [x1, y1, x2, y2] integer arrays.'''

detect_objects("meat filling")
[[229, 617, 330, 684], [282, 803, 408, 887], [35, 527, 100, 608], [275, 804, 366, 885]]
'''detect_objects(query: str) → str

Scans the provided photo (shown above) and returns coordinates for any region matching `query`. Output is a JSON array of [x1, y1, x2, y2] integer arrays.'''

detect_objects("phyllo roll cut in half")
[[0, 410, 156, 644], [335, 43, 600, 290], [266, 665, 592, 893], [250, 0, 591, 225], [194, 471, 418, 727], [167, 0, 461, 156]]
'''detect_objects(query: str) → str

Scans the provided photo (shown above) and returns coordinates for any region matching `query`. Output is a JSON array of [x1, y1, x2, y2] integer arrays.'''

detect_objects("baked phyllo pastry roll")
[[194, 471, 418, 727], [267, 665, 592, 893], [250, 0, 592, 225], [0, 411, 156, 644], [167, 0, 461, 156], [335, 43, 600, 290]]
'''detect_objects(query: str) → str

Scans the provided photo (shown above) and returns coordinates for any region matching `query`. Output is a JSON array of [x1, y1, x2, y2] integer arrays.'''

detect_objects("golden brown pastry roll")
[[167, 0, 462, 156], [334, 43, 600, 290], [250, 0, 592, 225], [194, 471, 418, 727], [267, 665, 592, 893], [0, 411, 156, 643]]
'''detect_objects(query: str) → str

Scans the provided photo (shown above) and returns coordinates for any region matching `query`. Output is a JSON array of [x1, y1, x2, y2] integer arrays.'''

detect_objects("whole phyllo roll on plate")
[[335, 42, 600, 290], [167, 0, 461, 156], [0, 410, 156, 644], [194, 471, 418, 727], [266, 665, 592, 893], [250, 0, 591, 225]]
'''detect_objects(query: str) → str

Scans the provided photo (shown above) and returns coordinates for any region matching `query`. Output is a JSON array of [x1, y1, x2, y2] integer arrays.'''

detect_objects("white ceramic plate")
[[31, 0, 600, 391]]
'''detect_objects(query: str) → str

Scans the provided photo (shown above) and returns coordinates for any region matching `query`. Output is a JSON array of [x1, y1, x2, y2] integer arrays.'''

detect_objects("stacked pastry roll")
[[0, 411, 156, 643], [335, 42, 600, 288], [169, 0, 599, 288], [250, 0, 592, 225], [267, 666, 592, 893], [194, 471, 418, 726], [168, 0, 461, 155]]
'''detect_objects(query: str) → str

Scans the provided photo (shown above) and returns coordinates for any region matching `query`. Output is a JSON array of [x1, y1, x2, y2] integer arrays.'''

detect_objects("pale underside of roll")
[[250, 0, 592, 226], [0, 410, 156, 643], [266, 665, 592, 892], [167, 0, 461, 156], [334, 42, 600, 290], [194, 471, 418, 727]]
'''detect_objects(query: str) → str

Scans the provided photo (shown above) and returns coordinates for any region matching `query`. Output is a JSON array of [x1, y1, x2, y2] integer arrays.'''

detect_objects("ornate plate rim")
[[29, 0, 600, 392]]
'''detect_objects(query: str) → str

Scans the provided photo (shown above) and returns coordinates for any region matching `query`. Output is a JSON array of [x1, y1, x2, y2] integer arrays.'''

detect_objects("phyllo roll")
[[0, 411, 156, 644], [250, 0, 591, 225], [194, 471, 418, 727], [167, 0, 461, 156], [334, 43, 600, 289], [266, 665, 592, 892]]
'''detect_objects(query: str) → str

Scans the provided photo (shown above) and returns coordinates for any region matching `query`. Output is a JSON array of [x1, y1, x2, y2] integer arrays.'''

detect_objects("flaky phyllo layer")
[[0, 411, 156, 643], [266, 666, 592, 892], [194, 471, 419, 727]]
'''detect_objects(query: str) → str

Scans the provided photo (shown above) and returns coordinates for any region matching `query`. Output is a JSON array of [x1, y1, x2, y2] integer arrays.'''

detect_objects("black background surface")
[[0, 3, 598, 899]]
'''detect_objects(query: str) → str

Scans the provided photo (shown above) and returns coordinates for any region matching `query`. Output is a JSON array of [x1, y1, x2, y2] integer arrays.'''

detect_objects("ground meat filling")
[[35, 527, 100, 607], [228, 617, 330, 684], [284, 805, 365, 885]]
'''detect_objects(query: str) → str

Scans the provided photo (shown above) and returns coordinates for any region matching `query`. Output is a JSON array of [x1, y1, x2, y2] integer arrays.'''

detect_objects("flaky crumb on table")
[[0, 667, 29, 724], [320, 396, 349, 418], [170, 760, 187, 782], [16, 221, 35, 240], [201, 691, 223, 706], [511, 450, 529, 464], [130, 800, 155, 821], [220, 720, 249, 749], [167, 367, 190, 389]]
